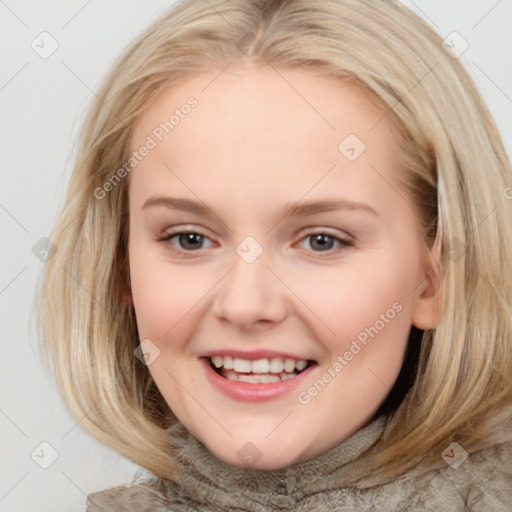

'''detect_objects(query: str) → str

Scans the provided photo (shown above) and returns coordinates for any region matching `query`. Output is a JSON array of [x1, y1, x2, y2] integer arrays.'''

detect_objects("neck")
[[151, 414, 388, 510]]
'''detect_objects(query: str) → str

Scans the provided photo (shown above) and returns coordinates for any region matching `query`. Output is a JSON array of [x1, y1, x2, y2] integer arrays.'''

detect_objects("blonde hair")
[[36, 0, 512, 486]]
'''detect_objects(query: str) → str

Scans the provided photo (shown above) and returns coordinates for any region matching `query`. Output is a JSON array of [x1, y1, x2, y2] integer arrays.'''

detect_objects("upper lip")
[[198, 349, 315, 362]]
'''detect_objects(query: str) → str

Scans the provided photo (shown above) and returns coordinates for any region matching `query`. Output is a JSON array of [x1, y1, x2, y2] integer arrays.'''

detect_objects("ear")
[[411, 237, 443, 330]]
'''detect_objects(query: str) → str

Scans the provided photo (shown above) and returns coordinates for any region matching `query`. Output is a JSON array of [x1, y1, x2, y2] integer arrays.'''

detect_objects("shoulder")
[[442, 441, 512, 511], [86, 483, 170, 512], [398, 440, 512, 511]]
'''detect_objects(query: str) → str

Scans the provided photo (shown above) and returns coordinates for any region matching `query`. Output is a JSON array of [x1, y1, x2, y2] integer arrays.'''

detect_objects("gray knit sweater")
[[86, 415, 512, 511]]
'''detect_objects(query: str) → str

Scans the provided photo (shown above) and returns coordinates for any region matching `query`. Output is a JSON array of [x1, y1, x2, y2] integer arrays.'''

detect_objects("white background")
[[1, 1, 511, 510]]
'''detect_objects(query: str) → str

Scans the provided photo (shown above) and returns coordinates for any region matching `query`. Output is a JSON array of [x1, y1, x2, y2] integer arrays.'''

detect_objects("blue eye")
[[157, 229, 353, 257], [297, 231, 353, 254], [157, 231, 213, 252]]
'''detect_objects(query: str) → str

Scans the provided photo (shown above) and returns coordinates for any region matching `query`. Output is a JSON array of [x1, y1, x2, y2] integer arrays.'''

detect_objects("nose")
[[212, 249, 289, 331]]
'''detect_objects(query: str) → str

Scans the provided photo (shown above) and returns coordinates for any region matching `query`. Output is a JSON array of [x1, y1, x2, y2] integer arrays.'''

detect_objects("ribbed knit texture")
[[86, 415, 512, 511]]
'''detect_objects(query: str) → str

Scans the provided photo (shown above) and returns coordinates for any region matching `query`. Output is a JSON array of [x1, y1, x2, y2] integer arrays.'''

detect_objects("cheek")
[[128, 244, 207, 340], [297, 255, 415, 343], [299, 255, 420, 394]]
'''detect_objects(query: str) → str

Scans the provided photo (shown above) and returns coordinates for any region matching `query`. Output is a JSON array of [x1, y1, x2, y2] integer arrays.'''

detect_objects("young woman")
[[37, 0, 512, 510]]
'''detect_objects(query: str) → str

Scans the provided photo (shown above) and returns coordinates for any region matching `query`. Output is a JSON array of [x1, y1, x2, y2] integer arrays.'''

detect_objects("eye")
[[296, 230, 353, 256], [156, 227, 353, 258], [157, 229, 214, 255]]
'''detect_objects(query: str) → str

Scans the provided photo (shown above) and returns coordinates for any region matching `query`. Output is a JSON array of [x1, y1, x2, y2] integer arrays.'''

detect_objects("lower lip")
[[199, 357, 317, 402]]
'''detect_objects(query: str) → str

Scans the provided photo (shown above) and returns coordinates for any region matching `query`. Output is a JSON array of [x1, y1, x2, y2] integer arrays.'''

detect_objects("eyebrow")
[[141, 196, 378, 218]]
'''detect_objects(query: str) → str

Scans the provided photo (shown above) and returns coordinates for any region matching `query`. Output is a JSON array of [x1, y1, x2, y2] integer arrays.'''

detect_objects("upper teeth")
[[211, 356, 308, 373]]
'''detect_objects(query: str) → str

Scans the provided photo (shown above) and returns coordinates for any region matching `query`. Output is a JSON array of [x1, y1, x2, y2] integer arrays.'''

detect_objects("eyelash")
[[156, 227, 354, 258]]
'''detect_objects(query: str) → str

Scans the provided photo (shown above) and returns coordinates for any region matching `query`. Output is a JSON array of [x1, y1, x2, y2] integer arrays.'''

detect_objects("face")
[[126, 63, 439, 469]]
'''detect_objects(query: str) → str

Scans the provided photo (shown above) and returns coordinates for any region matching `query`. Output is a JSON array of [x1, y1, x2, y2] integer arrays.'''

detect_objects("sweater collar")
[[157, 414, 388, 510]]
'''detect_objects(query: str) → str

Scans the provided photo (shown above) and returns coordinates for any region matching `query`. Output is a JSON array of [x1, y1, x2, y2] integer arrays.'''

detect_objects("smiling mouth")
[[204, 356, 317, 383]]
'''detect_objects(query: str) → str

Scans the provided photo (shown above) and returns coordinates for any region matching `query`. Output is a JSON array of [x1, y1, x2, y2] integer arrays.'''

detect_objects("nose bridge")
[[213, 237, 287, 327]]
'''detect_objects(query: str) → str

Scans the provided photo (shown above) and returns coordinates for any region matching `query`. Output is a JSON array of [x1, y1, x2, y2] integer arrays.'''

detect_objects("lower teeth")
[[221, 369, 298, 383]]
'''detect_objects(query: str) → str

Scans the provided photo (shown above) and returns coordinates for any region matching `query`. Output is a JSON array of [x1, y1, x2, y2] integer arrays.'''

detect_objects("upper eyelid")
[[160, 225, 213, 240], [159, 225, 353, 239]]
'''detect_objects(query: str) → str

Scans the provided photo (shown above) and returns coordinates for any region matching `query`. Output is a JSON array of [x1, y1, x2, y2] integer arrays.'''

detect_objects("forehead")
[[127, 64, 403, 212]]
